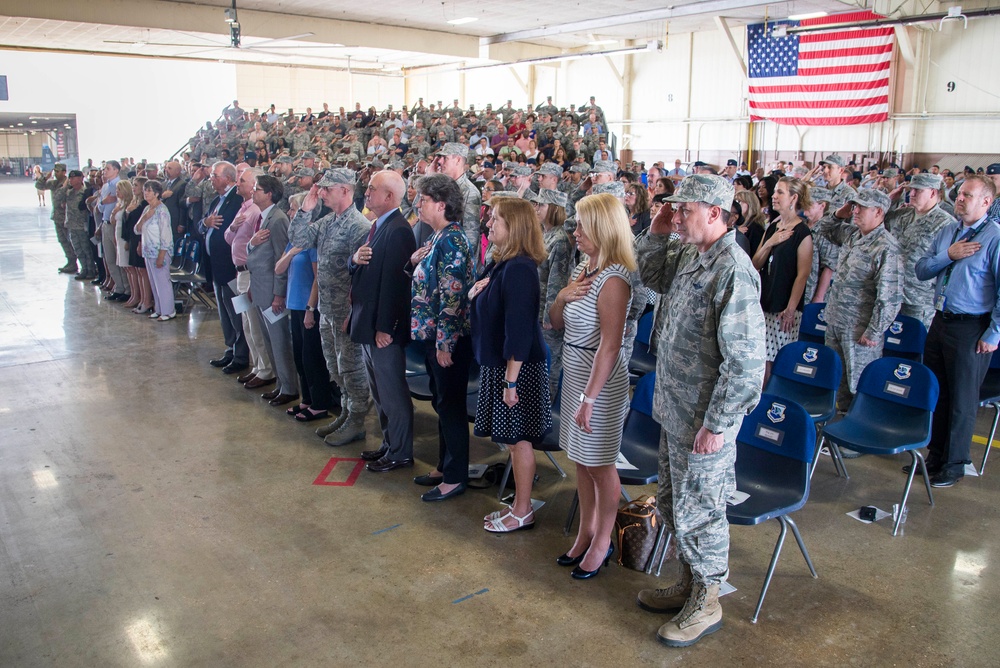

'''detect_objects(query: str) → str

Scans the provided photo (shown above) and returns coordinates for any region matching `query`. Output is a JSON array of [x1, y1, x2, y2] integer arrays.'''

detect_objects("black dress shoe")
[[360, 445, 389, 461], [366, 456, 414, 473], [421, 483, 467, 502], [902, 460, 943, 476], [268, 393, 298, 406], [570, 544, 615, 580], [261, 388, 281, 401], [236, 372, 256, 384], [413, 472, 444, 486], [222, 362, 249, 375], [929, 469, 964, 488], [108, 293, 127, 301], [556, 552, 584, 567], [244, 376, 276, 389], [210, 355, 234, 368], [90, 278, 103, 285]]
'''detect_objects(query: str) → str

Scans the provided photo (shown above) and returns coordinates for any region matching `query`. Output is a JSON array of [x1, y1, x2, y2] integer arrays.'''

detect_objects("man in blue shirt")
[[915, 175, 1000, 487]]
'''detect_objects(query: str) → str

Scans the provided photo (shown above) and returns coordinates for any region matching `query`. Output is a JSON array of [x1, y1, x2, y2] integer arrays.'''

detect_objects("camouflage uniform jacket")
[[37, 176, 68, 222], [818, 219, 903, 342], [289, 204, 370, 319], [828, 180, 857, 210], [887, 204, 955, 311], [64, 186, 91, 230], [539, 225, 573, 326], [455, 173, 483, 259], [805, 216, 841, 302], [636, 231, 765, 436]]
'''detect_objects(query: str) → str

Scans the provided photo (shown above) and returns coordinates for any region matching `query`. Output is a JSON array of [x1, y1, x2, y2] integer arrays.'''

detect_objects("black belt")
[[564, 342, 598, 352], [236, 264, 248, 272], [938, 310, 990, 322]]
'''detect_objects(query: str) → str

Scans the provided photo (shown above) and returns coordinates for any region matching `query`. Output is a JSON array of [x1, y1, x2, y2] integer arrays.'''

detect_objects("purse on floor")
[[615, 495, 660, 571]]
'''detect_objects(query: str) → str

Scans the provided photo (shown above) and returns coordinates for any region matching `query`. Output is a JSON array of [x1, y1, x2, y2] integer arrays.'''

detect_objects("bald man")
[[161, 160, 189, 237]]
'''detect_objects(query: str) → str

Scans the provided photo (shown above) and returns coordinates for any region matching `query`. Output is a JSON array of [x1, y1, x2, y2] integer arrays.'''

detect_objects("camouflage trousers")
[[319, 313, 371, 416], [54, 219, 76, 265], [656, 428, 737, 587], [899, 302, 936, 333], [542, 327, 564, 398], [825, 323, 883, 410], [67, 228, 94, 276]]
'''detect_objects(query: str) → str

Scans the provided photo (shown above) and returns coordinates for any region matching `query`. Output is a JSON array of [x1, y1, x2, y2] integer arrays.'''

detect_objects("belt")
[[938, 310, 990, 322], [564, 342, 598, 352], [236, 264, 248, 272]]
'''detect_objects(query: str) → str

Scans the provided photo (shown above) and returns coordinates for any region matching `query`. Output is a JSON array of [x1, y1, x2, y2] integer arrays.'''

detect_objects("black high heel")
[[556, 552, 584, 567], [570, 544, 615, 580]]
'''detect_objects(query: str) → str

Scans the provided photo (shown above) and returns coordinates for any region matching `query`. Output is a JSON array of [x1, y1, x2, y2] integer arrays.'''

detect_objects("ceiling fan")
[[103, 0, 349, 58]]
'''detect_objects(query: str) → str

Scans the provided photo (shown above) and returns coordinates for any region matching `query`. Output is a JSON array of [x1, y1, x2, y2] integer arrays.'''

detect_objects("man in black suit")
[[349, 170, 417, 471], [161, 160, 189, 238], [199, 160, 249, 372]]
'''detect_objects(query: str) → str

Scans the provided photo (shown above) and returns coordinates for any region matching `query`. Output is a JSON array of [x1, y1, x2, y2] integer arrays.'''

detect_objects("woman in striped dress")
[[549, 193, 636, 580]]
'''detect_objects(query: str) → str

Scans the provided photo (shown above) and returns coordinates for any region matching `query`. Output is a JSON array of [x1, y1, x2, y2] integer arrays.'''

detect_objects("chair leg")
[[497, 454, 512, 502], [645, 523, 666, 574], [827, 442, 850, 480], [544, 451, 567, 478], [620, 487, 632, 503], [914, 450, 935, 507], [981, 403, 999, 476], [563, 490, 579, 536], [894, 451, 933, 536], [751, 517, 790, 624], [785, 516, 817, 578], [810, 436, 824, 480]]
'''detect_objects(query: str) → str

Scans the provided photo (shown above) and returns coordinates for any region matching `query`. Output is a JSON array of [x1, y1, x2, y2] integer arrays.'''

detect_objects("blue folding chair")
[[730, 394, 818, 623], [882, 314, 927, 362], [628, 311, 656, 382], [404, 343, 427, 378], [976, 353, 1000, 475], [798, 303, 828, 345], [765, 341, 842, 427], [817, 357, 940, 536]]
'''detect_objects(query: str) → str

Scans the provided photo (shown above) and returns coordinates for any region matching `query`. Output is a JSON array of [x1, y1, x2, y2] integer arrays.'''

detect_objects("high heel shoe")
[[132, 305, 151, 314], [570, 544, 615, 580], [556, 552, 584, 567]]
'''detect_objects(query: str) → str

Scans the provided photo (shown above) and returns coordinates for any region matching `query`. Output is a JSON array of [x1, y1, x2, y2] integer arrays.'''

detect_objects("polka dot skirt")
[[474, 362, 552, 446], [764, 311, 802, 362]]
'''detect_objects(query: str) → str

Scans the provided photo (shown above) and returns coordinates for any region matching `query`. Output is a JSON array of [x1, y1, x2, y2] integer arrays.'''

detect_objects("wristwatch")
[[505, 380, 517, 389], [579, 393, 595, 405], [306, 305, 316, 312]]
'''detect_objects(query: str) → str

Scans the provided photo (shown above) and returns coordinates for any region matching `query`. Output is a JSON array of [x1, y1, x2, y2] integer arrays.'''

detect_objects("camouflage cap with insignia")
[[536, 162, 564, 177], [592, 160, 616, 174], [501, 161, 520, 172], [904, 173, 943, 190], [368, 158, 385, 170], [848, 188, 891, 213], [301, 151, 318, 160], [511, 165, 532, 177], [593, 181, 626, 198], [527, 188, 568, 207], [881, 167, 899, 178], [433, 142, 472, 159], [570, 162, 591, 174], [483, 191, 521, 207], [54, 163, 67, 171], [667, 175, 735, 209], [809, 186, 833, 203], [315, 168, 356, 187], [276, 155, 294, 165], [294, 167, 316, 178], [819, 154, 846, 168], [386, 159, 405, 171]]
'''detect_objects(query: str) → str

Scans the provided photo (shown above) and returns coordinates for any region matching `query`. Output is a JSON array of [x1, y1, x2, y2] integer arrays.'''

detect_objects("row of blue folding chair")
[[627, 311, 656, 382], [976, 352, 1000, 475], [800, 304, 928, 362]]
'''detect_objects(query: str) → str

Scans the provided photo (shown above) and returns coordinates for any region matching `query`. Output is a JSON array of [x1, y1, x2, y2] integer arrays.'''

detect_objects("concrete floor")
[[1, 179, 998, 667]]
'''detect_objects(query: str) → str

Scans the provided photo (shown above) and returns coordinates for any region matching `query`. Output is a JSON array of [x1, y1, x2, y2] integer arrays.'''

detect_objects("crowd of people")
[[34, 94, 1000, 649]]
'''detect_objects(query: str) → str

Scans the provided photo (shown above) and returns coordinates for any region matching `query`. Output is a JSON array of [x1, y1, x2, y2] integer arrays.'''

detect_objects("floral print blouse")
[[411, 222, 474, 352]]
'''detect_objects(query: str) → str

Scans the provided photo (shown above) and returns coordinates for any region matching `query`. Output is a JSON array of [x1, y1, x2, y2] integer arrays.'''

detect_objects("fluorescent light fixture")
[[447, 17, 478, 25], [788, 11, 827, 20], [459, 40, 661, 72]]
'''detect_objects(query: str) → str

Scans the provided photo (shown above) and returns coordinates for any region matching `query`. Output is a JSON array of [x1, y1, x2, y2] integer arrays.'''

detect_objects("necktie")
[[366, 220, 377, 245]]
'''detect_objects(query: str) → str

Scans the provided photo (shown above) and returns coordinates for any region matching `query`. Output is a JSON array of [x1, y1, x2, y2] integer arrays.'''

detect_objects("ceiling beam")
[[0, 0, 479, 59], [480, 0, 780, 45]]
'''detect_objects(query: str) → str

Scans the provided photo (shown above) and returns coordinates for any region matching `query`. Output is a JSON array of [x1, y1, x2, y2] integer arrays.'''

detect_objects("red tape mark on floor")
[[313, 457, 365, 486]]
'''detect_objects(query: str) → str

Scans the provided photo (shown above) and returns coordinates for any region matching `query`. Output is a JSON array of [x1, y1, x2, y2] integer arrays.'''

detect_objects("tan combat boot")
[[315, 409, 349, 438], [324, 411, 367, 447], [636, 562, 692, 613], [656, 582, 723, 647]]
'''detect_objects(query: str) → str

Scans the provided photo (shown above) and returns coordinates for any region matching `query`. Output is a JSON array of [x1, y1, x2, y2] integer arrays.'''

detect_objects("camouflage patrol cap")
[[536, 163, 563, 177], [593, 181, 626, 198], [809, 186, 833, 203], [819, 154, 846, 168], [276, 156, 294, 165], [592, 160, 616, 174], [294, 167, 316, 178], [386, 159, 405, 171], [483, 191, 521, 206], [881, 167, 899, 179], [315, 168, 357, 187], [848, 188, 891, 213], [501, 161, 520, 172], [904, 173, 943, 190], [667, 175, 735, 209], [368, 158, 385, 170], [433, 142, 472, 159], [570, 162, 591, 175], [301, 151, 318, 160], [511, 165, 532, 177], [527, 188, 568, 207], [54, 163, 67, 171]]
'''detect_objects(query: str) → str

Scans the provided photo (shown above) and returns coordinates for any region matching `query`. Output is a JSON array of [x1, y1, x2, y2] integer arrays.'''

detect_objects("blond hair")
[[491, 198, 547, 264], [575, 193, 637, 271], [115, 179, 133, 208]]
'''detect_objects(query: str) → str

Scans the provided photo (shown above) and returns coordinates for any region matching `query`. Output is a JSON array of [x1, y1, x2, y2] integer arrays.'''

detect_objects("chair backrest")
[[635, 311, 654, 347], [631, 372, 656, 417], [770, 341, 842, 391], [855, 357, 939, 411], [882, 314, 927, 358], [737, 393, 815, 463], [798, 302, 828, 344], [172, 234, 190, 266], [184, 239, 201, 274]]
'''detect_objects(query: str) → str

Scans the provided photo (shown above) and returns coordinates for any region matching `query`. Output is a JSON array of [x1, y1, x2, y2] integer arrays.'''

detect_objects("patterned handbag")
[[615, 495, 660, 571]]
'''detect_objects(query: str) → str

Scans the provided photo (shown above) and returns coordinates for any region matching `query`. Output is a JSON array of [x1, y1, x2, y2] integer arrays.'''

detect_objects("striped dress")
[[559, 263, 632, 467]]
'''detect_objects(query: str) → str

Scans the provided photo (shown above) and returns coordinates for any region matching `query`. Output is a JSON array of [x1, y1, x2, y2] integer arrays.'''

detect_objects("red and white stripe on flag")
[[747, 11, 894, 126]]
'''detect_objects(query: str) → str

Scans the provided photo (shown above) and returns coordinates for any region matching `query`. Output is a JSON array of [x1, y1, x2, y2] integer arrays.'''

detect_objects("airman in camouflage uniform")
[[36, 163, 76, 272], [529, 188, 573, 396], [634, 175, 765, 648], [291, 124, 312, 154], [64, 170, 95, 278], [887, 173, 955, 328], [818, 154, 857, 210], [434, 142, 482, 270], [803, 187, 840, 303], [288, 168, 373, 445], [816, 188, 902, 409]]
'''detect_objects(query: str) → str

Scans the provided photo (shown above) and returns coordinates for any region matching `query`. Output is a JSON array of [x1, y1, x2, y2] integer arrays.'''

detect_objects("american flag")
[[747, 10, 895, 126]]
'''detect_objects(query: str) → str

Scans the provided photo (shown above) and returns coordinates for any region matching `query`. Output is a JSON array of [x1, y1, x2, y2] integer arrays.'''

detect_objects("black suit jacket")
[[161, 177, 188, 236], [199, 186, 242, 287], [349, 209, 417, 345]]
